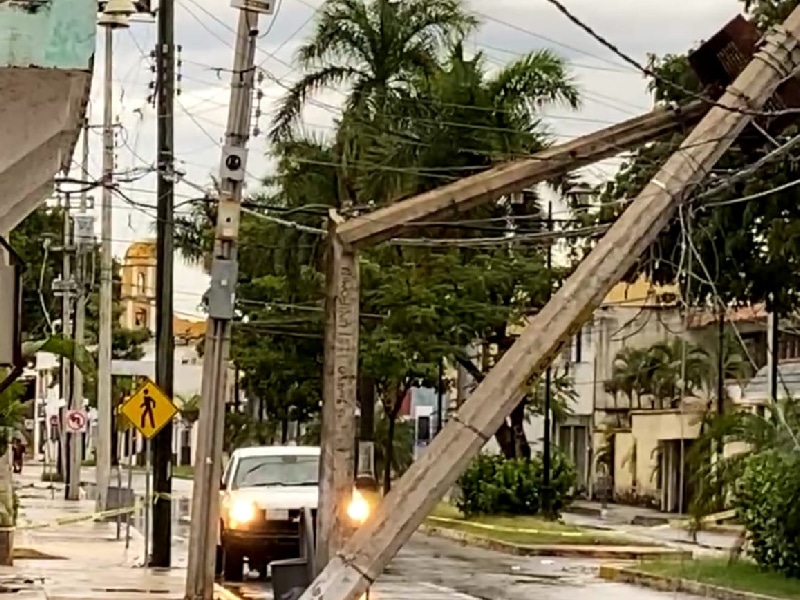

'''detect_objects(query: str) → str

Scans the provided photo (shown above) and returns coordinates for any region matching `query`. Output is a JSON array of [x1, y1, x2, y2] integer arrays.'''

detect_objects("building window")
[[136, 272, 146, 296], [780, 336, 800, 360], [572, 327, 583, 363], [134, 309, 147, 327]]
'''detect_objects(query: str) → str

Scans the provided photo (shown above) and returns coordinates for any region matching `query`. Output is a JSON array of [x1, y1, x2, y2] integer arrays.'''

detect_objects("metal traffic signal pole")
[[301, 10, 800, 600], [184, 2, 270, 597]]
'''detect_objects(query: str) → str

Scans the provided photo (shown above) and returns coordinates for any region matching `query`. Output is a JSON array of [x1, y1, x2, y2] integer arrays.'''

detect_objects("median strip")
[[420, 504, 685, 559], [599, 560, 800, 600]]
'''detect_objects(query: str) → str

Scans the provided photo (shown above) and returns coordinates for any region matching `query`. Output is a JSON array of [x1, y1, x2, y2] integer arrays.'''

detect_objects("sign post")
[[119, 377, 178, 567]]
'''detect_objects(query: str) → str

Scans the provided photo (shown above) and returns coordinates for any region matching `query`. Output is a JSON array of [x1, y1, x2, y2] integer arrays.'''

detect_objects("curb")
[[420, 524, 690, 559], [12, 547, 67, 560], [214, 583, 243, 600], [597, 564, 784, 600]]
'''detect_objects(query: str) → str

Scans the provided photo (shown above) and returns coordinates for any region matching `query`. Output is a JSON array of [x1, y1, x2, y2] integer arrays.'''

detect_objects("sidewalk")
[[562, 506, 739, 556], [10, 470, 189, 599], [9, 471, 482, 600]]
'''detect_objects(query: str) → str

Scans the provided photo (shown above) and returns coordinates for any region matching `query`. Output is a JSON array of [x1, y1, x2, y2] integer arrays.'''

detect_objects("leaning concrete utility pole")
[[302, 11, 800, 600], [313, 99, 707, 571], [184, 2, 271, 597], [96, 24, 116, 513]]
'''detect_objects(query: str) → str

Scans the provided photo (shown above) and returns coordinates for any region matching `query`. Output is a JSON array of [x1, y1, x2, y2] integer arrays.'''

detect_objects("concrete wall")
[[0, 0, 95, 69]]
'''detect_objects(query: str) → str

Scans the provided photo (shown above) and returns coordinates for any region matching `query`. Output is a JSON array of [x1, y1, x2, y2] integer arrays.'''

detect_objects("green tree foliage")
[[301, 403, 415, 485], [605, 339, 711, 409], [594, 0, 800, 313], [11, 206, 150, 361], [175, 0, 581, 469], [456, 450, 576, 517], [735, 447, 800, 576]]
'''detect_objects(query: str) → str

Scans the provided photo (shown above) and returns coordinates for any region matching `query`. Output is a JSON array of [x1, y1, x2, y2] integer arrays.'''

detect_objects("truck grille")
[[249, 508, 317, 536]]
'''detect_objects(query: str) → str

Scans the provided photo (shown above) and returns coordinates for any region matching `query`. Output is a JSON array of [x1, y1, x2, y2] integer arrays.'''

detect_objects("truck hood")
[[231, 486, 319, 511]]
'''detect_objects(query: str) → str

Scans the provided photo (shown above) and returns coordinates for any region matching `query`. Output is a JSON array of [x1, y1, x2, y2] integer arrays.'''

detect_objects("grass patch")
[[173, 465, 194, 480], [426, 503, 649, 546], [80, 461, 194, 480], [638, 558, 800, 599]]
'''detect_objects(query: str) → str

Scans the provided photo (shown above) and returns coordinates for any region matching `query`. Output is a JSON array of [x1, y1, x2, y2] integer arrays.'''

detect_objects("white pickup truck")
[[216, 445, 370, 582]]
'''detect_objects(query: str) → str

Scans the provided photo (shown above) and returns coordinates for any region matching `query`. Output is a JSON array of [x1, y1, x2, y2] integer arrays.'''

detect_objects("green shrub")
[[734, 449, 800, 577], [456, 450, 576, 517]]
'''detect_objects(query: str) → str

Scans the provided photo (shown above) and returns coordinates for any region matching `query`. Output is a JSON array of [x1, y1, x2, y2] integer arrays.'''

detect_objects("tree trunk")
[[383, 415, 395, 494], [280, 419, 289, 444], [0, 450, 14, 565], [453, 351, 530, 459], [383, 387, 407, 494], [494, 422, 516, 458], [510, 400, 531, 459], [358, 375, 376, 443]]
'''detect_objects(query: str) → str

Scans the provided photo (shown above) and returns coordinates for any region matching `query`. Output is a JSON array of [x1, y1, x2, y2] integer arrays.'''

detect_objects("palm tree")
[[361, 43, 580, 200], [269, 0, 478, 143], [176, 394, 200, 425], [605, 339, 710, 409]]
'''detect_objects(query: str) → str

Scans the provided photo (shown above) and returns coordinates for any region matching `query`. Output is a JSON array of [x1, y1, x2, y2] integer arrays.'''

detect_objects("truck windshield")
[[232, 455, 319, 489]]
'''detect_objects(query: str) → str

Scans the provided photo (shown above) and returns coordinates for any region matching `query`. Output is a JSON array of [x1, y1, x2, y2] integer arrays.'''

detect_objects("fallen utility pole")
[[338, 100, 706, 248], [152, 0, 176, 567], [314, 96, 707, 573], [184, 3, 268, 598], [302, 11, 800, 600]]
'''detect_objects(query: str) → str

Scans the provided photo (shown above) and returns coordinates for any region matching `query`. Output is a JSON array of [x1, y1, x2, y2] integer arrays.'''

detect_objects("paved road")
[[79, 472, 710, 600], [216, 533, 709, 600]]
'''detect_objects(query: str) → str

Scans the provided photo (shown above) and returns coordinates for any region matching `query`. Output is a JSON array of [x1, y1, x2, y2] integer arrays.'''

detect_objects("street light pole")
[[542, 199, 553, 517], [95, 24, 115, 514], [96, 0, 134, 513]]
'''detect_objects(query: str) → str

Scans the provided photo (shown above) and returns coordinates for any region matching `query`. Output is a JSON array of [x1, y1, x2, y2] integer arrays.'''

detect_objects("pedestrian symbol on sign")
[[120, 377, 178, 439], [140, 388, 157, 430]]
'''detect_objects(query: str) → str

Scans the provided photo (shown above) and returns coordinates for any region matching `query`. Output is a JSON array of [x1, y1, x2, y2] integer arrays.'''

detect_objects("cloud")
[[80, 0, 744, 315]]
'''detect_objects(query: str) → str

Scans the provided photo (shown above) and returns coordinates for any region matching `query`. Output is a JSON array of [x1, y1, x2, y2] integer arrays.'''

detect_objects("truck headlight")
[[230, 500, 257, 526], [347, 490, 370, 524]]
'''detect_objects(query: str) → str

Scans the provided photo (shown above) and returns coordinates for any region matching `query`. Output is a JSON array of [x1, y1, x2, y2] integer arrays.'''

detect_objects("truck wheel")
[[223, 547, 244, 582], [215, 546, 223, 578]]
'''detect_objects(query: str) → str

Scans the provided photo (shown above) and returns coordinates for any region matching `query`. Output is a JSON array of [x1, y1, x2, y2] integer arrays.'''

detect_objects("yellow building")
[[118, 239, 206, 339], [120, 239, 157, 330]]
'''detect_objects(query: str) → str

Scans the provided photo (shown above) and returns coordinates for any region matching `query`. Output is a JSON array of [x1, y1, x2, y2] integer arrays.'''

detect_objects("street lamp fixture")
[[103, 0, 136, 15], [98, 12, 130, 28]]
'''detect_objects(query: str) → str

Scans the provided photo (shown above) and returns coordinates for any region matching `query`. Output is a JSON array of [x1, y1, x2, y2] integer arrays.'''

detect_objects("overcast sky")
[[82, 0, 742, 317]]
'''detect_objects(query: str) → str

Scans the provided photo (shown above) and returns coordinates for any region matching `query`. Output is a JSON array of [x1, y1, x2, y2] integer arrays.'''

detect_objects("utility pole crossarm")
[[301, 11, 800, 600], [337, 100, 706, 248]]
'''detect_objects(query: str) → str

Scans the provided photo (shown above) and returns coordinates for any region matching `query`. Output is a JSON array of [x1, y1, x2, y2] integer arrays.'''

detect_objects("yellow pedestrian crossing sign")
[[120, 377, 178, 439]]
